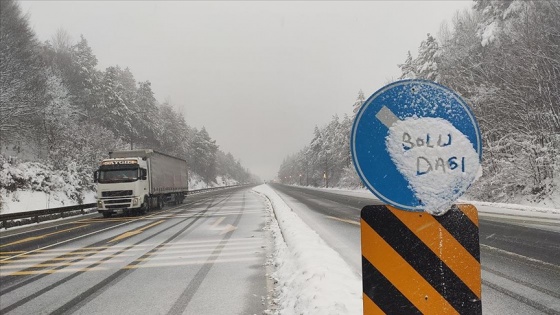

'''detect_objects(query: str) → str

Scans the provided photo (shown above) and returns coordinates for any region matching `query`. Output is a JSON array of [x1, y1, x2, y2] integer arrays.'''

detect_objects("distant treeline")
[[0, 0, 257, 190], [279, 0, 560, 203]]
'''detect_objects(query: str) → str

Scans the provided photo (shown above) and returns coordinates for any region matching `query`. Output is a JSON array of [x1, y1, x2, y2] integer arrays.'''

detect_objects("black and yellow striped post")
[[361, 204, 481, 314]]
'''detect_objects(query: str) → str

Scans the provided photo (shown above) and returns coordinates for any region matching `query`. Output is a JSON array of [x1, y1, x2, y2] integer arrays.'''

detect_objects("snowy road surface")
[[1, 183, 559, 314], [270, 184, 560, 315], [0, 187, 270, 315]]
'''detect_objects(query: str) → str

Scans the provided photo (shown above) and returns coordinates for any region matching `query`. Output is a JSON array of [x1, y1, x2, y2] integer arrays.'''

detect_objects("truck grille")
[[104, 198, 132, 204], [102, 190, 133, 197], [106, 205, 129, 209], [102, 198, 132, 209]]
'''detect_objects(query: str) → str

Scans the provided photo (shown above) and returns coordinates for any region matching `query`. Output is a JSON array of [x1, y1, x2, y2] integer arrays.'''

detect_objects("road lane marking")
[[480, 244, 559, 269], [108, 220, 165, 243], [134, 250, 259, 262], [2, 257, 261, 276], [2, 241, 263, 259], [0, 249, 262, 267], [1, 259, 127, 269], [5, 267, 108, 276], [122, 257, 260, 269], [219, 225, 237, 235], [325, 216, 360, 226], [208, 217, 237, 235], [3, 245, 261, 260], [4, 237, 261, 253], [210, 217, 226, 228], [3, 257, 261, 276], [0, 225, 89, 248], [0, 255, 124, 263], [0, 251, 25, 259], [0, 204, 184, 262]]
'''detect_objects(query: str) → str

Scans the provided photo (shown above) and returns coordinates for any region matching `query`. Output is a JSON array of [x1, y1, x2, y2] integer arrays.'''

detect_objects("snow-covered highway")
[[270, 184, 560, 315], [0, 187, 270, 315], [1, 184, 559, 314]]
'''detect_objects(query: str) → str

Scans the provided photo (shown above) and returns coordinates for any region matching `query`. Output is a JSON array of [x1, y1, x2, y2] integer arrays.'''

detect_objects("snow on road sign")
[[351, 80, 482, 214]]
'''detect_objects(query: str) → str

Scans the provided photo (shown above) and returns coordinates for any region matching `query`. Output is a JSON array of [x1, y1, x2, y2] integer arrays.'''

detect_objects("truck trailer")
[[94, 149, 188, 217]]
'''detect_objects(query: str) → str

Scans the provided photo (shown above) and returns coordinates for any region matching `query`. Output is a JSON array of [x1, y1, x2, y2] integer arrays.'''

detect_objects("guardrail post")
[[35, 215, 39, 224], [3, 219, 7, 230]]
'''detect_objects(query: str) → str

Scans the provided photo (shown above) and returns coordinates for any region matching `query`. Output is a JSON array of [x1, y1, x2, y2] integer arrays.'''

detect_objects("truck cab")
[[94, 157, 154, 217]]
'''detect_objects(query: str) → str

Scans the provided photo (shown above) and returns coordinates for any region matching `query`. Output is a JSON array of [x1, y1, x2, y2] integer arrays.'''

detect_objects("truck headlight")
[[132, 198, 139, 206], [97, 201, 103, 208]]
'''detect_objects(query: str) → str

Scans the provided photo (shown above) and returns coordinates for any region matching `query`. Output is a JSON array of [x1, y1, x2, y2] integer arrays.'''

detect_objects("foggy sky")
[[20, 1, 471, 180]]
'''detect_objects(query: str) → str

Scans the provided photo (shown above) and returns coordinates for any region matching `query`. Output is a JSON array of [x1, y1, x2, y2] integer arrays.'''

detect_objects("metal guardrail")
[[0, 203, 97, 230], [0, 184, 249, 230]]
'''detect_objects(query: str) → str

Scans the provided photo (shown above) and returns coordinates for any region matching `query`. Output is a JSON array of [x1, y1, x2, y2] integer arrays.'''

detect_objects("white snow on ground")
[[292, 185, 374, 199], [255, 183, 557, 313], [253, 184, 362, 315], [0, 177, 233, 215], [300, 186, 560, 217], [1, 190, 96, 215], [465, 200, 560, 217]]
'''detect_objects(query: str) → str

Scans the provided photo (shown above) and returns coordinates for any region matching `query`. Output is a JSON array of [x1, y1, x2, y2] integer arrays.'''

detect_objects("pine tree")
[[69, 36, 100, 116], [398, 51, 416, 79], [352, 90, 366, 116], [0, 0, 47, 144], [414, 34, 441, 81], [189, 127, 219, 183], [133, 81, 161, 149]]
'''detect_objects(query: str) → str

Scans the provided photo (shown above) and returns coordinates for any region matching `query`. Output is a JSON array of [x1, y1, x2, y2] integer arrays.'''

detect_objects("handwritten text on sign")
[[385, 117, 480, 214], [401, 132, 465, 175]]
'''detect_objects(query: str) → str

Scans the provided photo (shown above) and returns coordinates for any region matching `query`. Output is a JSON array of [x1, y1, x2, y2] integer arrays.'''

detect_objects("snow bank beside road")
[[252, 184, 362, 315], [1, 190, 96, 214], [295, 185, 559, 217], [467, 200, 560, 217]]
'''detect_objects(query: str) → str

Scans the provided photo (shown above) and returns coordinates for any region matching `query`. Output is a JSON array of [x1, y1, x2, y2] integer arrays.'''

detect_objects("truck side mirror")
[[94, 171, 98, 183]]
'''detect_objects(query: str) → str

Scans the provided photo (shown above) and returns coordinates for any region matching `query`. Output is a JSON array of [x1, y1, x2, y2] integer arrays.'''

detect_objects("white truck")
[[94, 149, 188, 217]]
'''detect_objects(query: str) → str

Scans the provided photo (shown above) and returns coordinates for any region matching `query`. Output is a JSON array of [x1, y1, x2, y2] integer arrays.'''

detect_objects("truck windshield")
[[98, 168, 139, 183]]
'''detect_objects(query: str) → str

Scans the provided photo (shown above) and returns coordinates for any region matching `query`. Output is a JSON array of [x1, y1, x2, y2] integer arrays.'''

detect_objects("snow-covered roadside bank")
[[1, 190, 97, 214], [286, 185, 560, 217], [467, 200, 560, 217], [252, 184, 362, 315], [0, 175, 236, 215]]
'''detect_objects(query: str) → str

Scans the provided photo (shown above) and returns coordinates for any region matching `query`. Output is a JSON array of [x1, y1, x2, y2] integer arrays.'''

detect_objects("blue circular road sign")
[[351, 80, 482, 212]]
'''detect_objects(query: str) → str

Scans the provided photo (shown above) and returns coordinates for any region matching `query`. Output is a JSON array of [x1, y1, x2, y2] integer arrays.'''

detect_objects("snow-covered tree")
[[189, 127, 219, 183], [0, 5, 255, 199], [438, 0, 559, 201], [0, 0, 47, 143], [133, 81, 161, 149], [94, 66, 135, 141], [352, 90, 366, 116], [278, 109, 358, 188], [414, 34, 441, 82], [398, 51, 416, 79]]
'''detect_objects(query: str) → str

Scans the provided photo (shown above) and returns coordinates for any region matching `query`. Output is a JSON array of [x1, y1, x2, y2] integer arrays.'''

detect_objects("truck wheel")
[[102, 212, 112, 218], [139, 198, 149, 215]]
